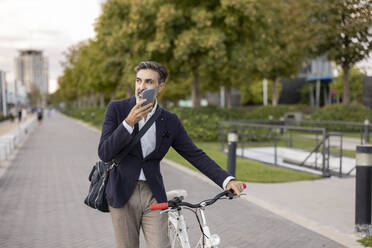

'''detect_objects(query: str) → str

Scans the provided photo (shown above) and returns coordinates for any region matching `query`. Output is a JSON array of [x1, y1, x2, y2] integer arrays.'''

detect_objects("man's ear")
[[158, 82, 165, 93]]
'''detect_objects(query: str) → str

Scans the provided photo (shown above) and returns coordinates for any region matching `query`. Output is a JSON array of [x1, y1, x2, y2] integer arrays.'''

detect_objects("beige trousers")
[[109, 181, 170, 248]]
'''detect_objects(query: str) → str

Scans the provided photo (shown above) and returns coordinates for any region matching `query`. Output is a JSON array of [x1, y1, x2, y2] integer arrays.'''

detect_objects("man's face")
[[135, 69, 165, 103]]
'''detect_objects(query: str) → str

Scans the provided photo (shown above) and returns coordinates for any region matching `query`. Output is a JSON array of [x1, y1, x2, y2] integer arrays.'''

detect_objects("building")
[[14, 49, 49, 98], [279, 55, 334, 106], [0, 71, 7, 115]]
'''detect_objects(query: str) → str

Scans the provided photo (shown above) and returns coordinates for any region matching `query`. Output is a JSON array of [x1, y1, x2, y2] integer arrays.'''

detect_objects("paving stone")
[[0, 113, 346, 248]]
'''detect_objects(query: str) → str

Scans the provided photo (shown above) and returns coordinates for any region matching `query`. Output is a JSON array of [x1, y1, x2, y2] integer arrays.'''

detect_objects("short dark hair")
[[135, 61, 168, 83]]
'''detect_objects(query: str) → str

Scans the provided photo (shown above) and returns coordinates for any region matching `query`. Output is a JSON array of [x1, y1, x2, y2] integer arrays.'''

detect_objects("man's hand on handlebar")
[[226, 180, 246, 197]]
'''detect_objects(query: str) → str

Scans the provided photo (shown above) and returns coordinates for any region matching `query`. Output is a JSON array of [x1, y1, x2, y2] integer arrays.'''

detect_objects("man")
[[98, 61, 245, 248]]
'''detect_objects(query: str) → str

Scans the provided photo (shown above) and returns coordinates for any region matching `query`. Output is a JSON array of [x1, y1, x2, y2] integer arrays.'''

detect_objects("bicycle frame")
[[168, 209, 191, 248], [153, 186, 246, 248], [167, 205, 217, 248]]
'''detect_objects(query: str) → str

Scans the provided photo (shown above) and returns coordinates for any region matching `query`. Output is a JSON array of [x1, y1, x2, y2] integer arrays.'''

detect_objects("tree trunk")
[[226, 86, 232, 108], [100, 93, 105, 108], [192, 69, 201, 107], [110, 92, 115, 102], [342, 66, 350, 105], [78, 96, 82, 109], [93, 93, 98, 108], [271, 78, 278, 106]]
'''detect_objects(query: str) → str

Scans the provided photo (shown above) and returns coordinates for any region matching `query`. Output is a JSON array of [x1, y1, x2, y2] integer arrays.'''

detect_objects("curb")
[[0, 116, 37, 179]]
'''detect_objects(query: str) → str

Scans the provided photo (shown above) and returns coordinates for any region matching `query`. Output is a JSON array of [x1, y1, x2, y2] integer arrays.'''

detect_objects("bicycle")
[[150, 184, 246, 248]]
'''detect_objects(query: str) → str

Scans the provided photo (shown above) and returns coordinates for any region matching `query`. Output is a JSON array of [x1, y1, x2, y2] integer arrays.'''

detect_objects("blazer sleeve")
[[171, 115, 231, 188], [98, 101, 133, 162]]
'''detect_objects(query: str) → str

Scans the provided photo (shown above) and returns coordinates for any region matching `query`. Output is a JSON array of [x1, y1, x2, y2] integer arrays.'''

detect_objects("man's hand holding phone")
[[125, 99, 153, 127], [125, 88, 155, 127]]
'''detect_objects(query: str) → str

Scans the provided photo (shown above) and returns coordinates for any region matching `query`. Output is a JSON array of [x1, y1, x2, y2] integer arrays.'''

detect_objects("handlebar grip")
[[150, 203, 169, 211]]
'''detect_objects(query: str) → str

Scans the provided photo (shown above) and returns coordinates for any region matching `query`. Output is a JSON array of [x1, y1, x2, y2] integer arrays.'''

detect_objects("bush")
[[170, 105, 309, 141], [170, 106, 248, 142], [311, 104, 372, 122], [309, 104, 372, 132]]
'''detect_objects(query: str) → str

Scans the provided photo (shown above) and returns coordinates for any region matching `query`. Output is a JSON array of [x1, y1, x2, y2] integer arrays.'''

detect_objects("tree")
[[94, 0, 255, 107], [333, 67, 366, 103], [325, 0, 372, 104], [27, 84, 42, 107], [243, 0, 330, 106]]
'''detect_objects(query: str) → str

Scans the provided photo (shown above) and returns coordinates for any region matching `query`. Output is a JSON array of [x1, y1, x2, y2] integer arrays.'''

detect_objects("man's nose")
[[138, 82, 146, 90]]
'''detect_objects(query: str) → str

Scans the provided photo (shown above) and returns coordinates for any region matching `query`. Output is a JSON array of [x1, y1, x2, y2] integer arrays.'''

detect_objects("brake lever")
[[226, 190, 235, 199], [160, 208, 171, 214]]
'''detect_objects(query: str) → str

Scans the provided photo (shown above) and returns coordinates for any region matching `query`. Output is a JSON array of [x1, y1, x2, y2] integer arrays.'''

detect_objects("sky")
[[0, 0, 371, 94], [0, 0, 103, 93]]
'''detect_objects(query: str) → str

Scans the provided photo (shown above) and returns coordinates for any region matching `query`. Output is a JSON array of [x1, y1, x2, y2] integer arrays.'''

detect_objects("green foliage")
[[243, 0, 328, 105], [333, 67, 366, 103], [56, 0, 332, 108], [323, 0, 372, 104], [311, 104, 372, 122], [240, 80, 282, 105], [325, 0, 372, 68], [27, 84, 43, 108], [170, 106, 247, 141], [171, 105, 304, 141], [359, 236, 372, 247], [63, 107, 107, 130], [310, 104, 372, 132]]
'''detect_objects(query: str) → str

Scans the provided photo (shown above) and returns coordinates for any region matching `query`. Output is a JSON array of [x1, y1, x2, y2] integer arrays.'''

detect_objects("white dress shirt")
[[123, 99, 234, 189]]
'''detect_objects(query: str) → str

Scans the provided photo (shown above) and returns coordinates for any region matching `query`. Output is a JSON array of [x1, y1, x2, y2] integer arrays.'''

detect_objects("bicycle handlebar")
[[150, 183, 246, 211]]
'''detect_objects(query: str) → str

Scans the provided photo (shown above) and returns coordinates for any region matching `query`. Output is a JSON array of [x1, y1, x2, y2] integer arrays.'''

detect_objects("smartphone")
[[141, 88, 155, 106]]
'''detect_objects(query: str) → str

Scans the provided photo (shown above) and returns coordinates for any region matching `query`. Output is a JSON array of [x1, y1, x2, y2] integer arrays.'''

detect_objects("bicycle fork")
[[196, 208, 220, 248]]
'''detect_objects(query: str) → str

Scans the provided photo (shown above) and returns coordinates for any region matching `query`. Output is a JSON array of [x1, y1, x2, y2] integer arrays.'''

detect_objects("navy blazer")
[[98, 96, 231, 208]]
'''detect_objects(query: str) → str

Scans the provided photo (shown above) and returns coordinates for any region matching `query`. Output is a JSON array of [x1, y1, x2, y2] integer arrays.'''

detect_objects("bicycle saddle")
[[166, 189, 188, 200]]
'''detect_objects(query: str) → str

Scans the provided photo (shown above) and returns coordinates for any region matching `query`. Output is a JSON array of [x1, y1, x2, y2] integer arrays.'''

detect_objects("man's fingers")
[[232, 184, 240, 197], [133, 99, 146, 109], [138, 104, 153, 115]]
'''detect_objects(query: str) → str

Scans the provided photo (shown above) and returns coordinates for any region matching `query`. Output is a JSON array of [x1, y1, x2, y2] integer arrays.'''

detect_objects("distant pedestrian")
[[17, 107, 22, 123], [37, 106, 43, 125]]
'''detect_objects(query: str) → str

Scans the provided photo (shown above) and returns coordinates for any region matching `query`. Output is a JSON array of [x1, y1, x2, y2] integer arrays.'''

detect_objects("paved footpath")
[[0, 112, 347, 248]]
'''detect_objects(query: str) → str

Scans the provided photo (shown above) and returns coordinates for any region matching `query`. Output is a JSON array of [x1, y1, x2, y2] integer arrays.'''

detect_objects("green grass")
[[241, 133, 356, 158], [358, 236, 372, 247], [165, 142, 322, 183], [63, 107, 106, 129]]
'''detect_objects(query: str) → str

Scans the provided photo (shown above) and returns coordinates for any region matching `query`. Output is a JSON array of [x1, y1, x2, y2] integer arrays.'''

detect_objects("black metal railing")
[[219, 121, 354, 177]]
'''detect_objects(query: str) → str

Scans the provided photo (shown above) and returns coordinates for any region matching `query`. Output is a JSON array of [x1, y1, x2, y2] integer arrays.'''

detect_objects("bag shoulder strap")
[[109, 106, 162, 169]]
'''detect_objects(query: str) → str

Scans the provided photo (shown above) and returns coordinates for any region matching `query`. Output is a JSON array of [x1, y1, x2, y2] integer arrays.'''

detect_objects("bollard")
[[365, 119, 370, 144], [355, 145, 372, 235], [268, 115, 273, 125], [279, 117, 284, 135], [227, 130, 238, 177], [91, 112, 95, 121]]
